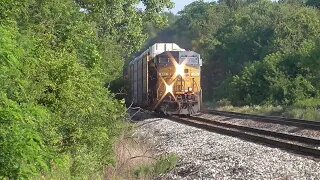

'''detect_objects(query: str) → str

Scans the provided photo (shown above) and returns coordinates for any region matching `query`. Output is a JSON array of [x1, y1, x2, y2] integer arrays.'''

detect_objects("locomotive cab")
[[128, 43, 202, 115], [151, 51, 202, 114]]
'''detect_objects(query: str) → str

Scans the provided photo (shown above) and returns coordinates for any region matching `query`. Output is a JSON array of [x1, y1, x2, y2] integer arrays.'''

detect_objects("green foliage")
[[0, 0, 172, 179], [0, 95, 56, 179], [216, 104, 284, 116], [133, 154, 178, 179], [151, 0, 320, 106], [153, 154, 178, 175], [134, 165, 153, 179], [75, 0, 174, 55], [0, 21, 56, 179], [216, 104, 320, 121], [283, 107, 320, 121], [230, 38, 320, 106], [278, 0, 306, 5], [227, 3, 320, 105], [306, 0, 320, 8], [293, 98, 320, 109], [144, 12, 178, 44]]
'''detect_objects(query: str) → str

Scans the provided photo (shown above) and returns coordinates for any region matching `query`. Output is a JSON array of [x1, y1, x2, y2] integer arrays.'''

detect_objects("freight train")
[[128, 43, 202, 115]]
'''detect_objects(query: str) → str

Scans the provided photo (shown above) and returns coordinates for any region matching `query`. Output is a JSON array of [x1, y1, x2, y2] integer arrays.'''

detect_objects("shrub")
[[293, 98, 320, 109], [0, 2, 127, 179], [0, 95, 59, 179], [229, 38, 320, 106], [283, 108, 320, 121], [134, 154, 179, 179]]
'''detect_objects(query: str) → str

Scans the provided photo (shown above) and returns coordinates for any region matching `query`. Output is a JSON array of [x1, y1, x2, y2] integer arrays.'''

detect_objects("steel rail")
[[190, 115, 320, 145], [202, 110, 320, 130], [167, 115, 320, 159]]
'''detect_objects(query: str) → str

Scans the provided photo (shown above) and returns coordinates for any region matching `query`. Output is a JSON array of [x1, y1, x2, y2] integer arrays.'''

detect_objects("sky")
[[149, 0, 277, 14], [138, 0, 212, 14], [170, 0, 210, 14], [169, 0, 212, 14]]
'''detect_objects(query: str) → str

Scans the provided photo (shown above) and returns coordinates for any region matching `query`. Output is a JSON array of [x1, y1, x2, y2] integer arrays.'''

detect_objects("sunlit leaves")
[[0, 0, 172, 178], [75, 0, 174, 55]]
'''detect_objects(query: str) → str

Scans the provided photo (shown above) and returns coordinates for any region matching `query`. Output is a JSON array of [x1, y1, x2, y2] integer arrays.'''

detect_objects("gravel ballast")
[[134, 116, 320, 179], [199, 114, 320, 139]]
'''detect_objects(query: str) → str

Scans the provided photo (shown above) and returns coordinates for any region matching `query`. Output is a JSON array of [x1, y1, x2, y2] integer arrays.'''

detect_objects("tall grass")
[[208, 99, 320, 121], [105, 134, 178, 179]]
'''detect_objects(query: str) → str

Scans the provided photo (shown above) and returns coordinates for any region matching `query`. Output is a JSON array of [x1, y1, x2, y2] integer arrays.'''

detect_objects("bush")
[[216, 104, 284, 116], [0, 2, 127, 179], [283, 108, 320, 121], [134, 154, 179, 179], [0, 96, 58, 179], [229, 38, 320, 106], [293, 98, 320, 109], [1, 0, 173, 178]]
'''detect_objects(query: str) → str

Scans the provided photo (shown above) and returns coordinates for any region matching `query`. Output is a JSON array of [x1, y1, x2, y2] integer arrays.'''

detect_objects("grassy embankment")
[[48, 126, 179, 179], [105, 125, 178, 179], [207, 99, 320, 121]]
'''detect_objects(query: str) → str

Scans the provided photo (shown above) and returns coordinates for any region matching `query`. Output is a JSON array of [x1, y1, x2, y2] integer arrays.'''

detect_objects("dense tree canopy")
[[0, 0, 172, 178], [306, 0, 320, 8], [148, 0, 320, 107]]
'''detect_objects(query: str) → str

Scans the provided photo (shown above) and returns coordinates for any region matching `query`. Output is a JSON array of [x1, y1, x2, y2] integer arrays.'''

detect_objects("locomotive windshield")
[[155, 51, 202, 66], [179, 56, 199, 65], [158, 57, 171, 64], [179, 51, 201, 66]]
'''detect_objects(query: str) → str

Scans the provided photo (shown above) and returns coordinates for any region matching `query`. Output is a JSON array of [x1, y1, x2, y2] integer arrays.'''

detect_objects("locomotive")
[[128, 43, 202, 115]]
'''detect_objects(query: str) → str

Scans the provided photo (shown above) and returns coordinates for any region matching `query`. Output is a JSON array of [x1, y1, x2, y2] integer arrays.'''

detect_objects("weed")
[[104, 133, 178, 180], [134, 154, 179, 179], [212, 104, 320, 121], [283, 108, 320, 121]]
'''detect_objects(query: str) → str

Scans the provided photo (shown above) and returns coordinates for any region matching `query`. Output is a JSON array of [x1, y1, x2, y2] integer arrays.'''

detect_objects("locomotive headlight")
[[165, 83, 173, 94], [176, 64, 185, 76], [188, 87, 193, 92]]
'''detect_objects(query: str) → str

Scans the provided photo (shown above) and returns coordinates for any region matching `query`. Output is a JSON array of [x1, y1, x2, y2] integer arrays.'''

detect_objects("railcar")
[[128, 43, 202, 115]]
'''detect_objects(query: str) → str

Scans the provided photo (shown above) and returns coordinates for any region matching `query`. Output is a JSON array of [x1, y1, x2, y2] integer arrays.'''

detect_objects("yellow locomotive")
[[128, 43, 202, 115]]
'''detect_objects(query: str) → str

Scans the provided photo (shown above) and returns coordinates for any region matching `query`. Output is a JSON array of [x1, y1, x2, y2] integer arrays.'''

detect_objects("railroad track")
[[202, 110, 320, 130], [167, 115, 320, 159]]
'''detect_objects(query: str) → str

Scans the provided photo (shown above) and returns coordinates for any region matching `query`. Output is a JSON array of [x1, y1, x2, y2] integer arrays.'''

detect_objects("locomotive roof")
[[129, 43, 185, 65], [156, 51, 200, 57]]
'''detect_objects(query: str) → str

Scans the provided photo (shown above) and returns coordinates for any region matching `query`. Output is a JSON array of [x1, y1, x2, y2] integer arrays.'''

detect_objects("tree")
[[230, 40, 320, 105], [306, 0, 320, 8], [74, 0, 174, 55], [278, 0, 306, 4], [219, 0, 242, 9], [150, 0, 320, 105], [0, 0, 173, 178]]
